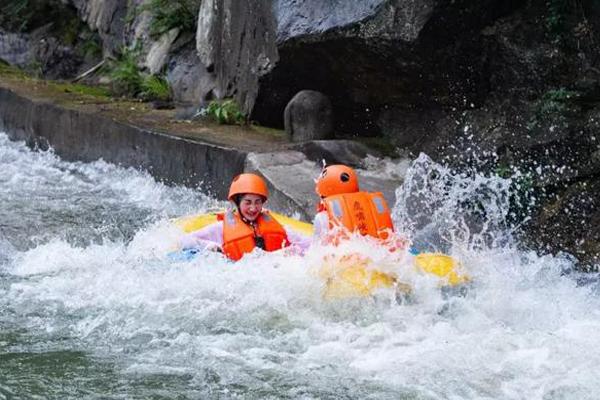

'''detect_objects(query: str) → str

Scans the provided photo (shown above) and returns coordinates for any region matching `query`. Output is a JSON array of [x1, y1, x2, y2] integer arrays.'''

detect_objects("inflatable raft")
[[173, 211, 470, 299]]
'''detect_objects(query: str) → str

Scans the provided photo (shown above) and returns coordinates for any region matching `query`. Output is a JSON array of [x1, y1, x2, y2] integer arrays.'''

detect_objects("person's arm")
[[179, 221, 224, 252], [313, 211, 330, 237], [284, 226, 312, 254]]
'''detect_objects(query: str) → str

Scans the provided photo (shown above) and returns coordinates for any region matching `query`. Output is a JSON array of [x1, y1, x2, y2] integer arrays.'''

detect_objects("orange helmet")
[[228, 173, 269, 201], [315, 164, 359, 198]]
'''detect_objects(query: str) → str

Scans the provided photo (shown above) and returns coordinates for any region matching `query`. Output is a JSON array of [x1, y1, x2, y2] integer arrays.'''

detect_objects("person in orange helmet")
[[180, 173, 311, 261], [313, 164, 407, 251]]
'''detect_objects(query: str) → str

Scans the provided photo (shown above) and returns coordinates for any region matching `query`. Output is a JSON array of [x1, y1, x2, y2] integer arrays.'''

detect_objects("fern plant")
[[140, 75, 171, 101], [109, 47, 143, 97], [527, 88, 580, 131], [546, 0, 568, 37], [141, 0, 201, 38], [205, 99, 246, 125]]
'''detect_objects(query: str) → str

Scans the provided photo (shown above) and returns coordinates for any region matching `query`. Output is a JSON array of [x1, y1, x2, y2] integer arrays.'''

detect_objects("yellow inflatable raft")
[[174, 211, 470, 299]]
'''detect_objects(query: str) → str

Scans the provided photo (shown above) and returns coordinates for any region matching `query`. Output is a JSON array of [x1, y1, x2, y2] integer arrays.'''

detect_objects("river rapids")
[[1, 132, 599, 400]]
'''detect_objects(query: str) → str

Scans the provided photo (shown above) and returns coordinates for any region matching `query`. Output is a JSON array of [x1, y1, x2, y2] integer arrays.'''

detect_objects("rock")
[[196, 0, 219, 70], [276, 0, 424, 43], [174, 106, 201, 121], [0, 25, 83, 79], [526, 179, 600, 268], [377, 106, 446, 150], [32, 36, 81, 79], [146, 28, 180, 75], [167, 43, 217, 104], [71, 0, 129, 56], [284, 90, 333, 142], [245, 151, 319, 220], [292, 139, 380, 167], [0, 30, 32, 66], [196, 0, 278, 114], [150, 100, 174, 110]]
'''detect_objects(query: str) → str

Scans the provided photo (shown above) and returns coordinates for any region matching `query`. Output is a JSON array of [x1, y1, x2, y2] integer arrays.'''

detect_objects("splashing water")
[[393, 153, 518, 254], [1, 133, 600, 399]]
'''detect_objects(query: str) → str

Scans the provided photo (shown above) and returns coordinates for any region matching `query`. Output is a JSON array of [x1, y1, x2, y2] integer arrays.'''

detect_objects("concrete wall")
[[0, 87, 246, 200]]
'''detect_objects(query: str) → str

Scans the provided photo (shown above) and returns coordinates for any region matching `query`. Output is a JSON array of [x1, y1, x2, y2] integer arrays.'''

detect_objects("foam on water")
[[2, 133, 600, 399]]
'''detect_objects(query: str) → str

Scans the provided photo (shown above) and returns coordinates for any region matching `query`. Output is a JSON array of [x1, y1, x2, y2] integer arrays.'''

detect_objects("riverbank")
[[0, 67, 401, 220]]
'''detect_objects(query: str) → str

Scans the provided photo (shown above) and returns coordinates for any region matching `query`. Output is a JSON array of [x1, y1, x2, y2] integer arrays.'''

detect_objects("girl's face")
[[238, 194, 264, 221]]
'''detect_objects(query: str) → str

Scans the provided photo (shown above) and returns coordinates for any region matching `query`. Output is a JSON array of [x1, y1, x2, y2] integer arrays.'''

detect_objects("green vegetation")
[[109, 47, 144, 98], [0, 60, 112, 101], [545, 0, 569, 38], [25, 60, 43, 78], [0, 0, 47, 31], [538, 88, 579, 113], [77, 26, 103, 60], [527, 88, 580, 131], [544, 0, 598, 47], [53, 83, 112, 99], [205, 99, 246, 125], [0, 60, 29, 79], [250, 124, 286, 138], [141, 0, 201, 38], [140, 75, 171, 101], [60, 15, 82, 46], [106, 46, 171, 101], [0, 0, 79, 33], [494, 162, 513, 179]]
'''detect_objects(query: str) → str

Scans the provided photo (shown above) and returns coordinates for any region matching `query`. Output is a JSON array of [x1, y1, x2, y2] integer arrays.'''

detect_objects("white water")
[[1, 132, 600, 399]]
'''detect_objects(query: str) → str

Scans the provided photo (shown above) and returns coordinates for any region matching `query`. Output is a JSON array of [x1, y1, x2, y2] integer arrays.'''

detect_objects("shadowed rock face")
[[527, 178, 600, 269], [252, 0, 521, 136]]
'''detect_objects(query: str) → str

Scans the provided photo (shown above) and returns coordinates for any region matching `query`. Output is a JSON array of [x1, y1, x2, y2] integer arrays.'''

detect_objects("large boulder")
[[284, 90, 333, 142]]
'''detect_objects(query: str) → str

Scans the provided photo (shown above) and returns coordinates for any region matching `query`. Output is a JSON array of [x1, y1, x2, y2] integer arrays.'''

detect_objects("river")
[[1, 132, 599, 399]]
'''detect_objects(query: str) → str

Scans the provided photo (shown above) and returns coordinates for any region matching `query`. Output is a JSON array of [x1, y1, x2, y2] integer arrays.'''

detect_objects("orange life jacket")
[[218, 210, 289, 261], [320, 192, 394, 241]]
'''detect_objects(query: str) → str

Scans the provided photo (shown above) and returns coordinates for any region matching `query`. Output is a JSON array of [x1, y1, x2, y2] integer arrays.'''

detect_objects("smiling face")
[[237, 194, 265, 221]]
